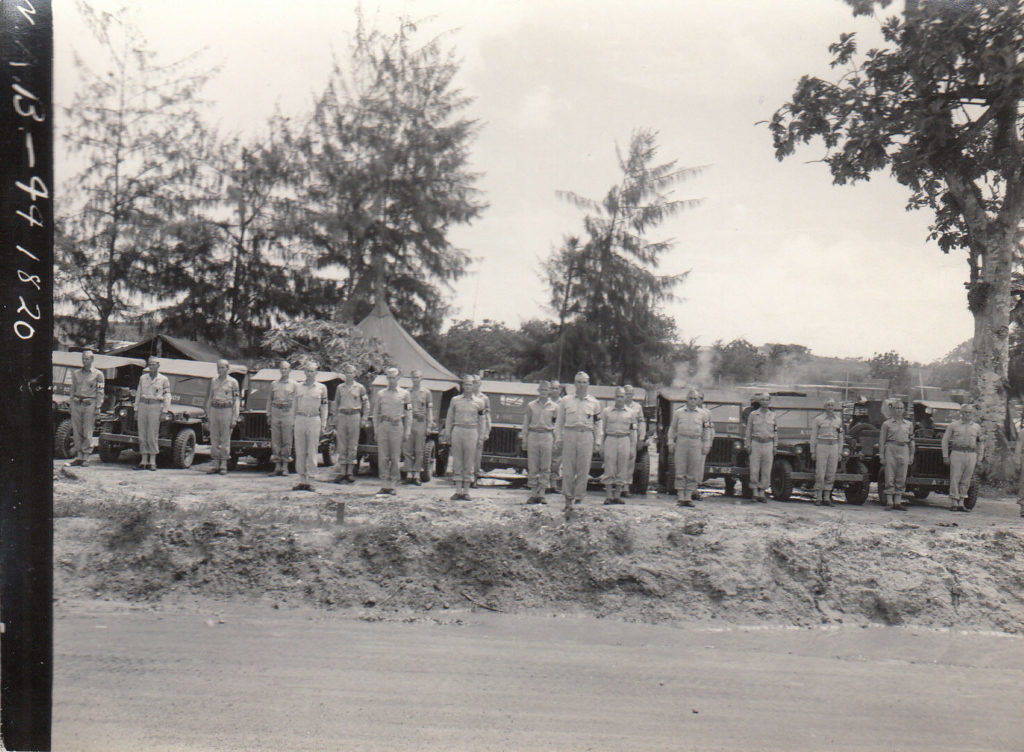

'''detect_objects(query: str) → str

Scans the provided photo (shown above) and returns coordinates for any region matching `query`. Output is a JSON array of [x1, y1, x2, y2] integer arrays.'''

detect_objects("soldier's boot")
[[823, 489, 834, 507], [207, 461, 222, 475], [894, 490, 908, 510], [813, 490, 824, 506], [883, 491, 894, 510]]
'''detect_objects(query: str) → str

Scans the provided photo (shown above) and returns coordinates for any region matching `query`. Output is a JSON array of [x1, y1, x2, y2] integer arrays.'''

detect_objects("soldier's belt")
[[528, 427, 554, 433], [888, 441, 910, 446], [296, 411, 321, 418], [951, 446, 977, 453], [815, 438, 839, 444], [751, 436, 774, 443], [140, 397, 164, 404], [605, 432, 631, 437], [453, 423, 479, 429], [676, 433, 702, 439], [564, 426, 593, 432], [271, 402, 295, 409], [72, 395, 95, 403], [411, 413, 427, 421], [337, 408, 360, 414], [210, 401, 234, 408], [379, 416, 403, 424]]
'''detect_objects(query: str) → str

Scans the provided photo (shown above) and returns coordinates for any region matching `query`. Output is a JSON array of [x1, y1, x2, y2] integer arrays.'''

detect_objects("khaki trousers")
[[883, 444, 910, 495], [674, 437, 704, 498], [602, 435, 632, 488], [71, 400, 96, 457], [451, 426, 478, 484], [377, 421, 404, 489], [561, 430, 594, 500], [335, 413, 361, 469], [137, 403, 163, 456], [403, 418, 427, 474], [270, 410, 294, 463], [749, 441, 774, 495], [208, 406, 233, 462], [949, 449, 977, 501], [527, 431, 553, 492], [293, 415, 321, 482], [814, 442, 840, 492]]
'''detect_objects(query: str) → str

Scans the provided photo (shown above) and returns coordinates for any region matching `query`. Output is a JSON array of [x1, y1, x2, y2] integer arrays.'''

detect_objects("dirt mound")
[[54, 482, 1024, 633]]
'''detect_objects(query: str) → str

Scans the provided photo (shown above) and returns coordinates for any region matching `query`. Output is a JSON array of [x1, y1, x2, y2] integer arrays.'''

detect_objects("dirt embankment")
[[54, 465, 1024, 633]]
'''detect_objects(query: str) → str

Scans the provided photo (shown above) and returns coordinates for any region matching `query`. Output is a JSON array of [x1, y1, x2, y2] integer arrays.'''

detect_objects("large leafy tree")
[[546, 129, 703, 384], [868, 349, 913, 393], [712, 339, 766, 385], [770, 0, 1024, 475], [287, 14, 486, 340], [56, 1, 213, 350], [261, 317, 390, 376]]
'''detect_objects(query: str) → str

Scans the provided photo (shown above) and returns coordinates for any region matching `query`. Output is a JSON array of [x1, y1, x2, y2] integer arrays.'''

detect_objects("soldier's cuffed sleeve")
[[941, 425, 951, 461], [668, 409, 678, 447], [879, 422, 889, 454], [554, 399, 565, 444]]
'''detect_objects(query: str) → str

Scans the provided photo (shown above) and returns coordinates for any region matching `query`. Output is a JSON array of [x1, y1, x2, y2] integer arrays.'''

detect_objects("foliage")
[[545, 129, 704, 383], [712, 339, 765, 384], [285, 13, 486, 341], [261, 317, 390, 375], [433, 319, 523, 378], [868, 350, 912, 393], [770, 0, 1024, 475], [56, 1, 214, 351]]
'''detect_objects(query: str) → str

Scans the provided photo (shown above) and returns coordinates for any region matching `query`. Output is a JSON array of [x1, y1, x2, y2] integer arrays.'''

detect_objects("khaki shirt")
[[270, 380, 298, 414], [523, 398, 557, 434], [445, 394, 486, 431], [880, 418, 914, 452], [135, 373, 171, 411], [670, 406, 712, 443], [71, 366, 105, 406], [295, 381, 328, 418], [554, 393, 602, 442], [812, 413, 844, 443], [942, 419, 983, 456], [471, 392, 491, 434], [625, 400, 646, 442], [373, 388, 411, 424], [745, 408, 777, 445], [602, 405, 636, 441], [207, 376, 240, 413], [409, 388, 431, 423], [334, 381, 369, 412]]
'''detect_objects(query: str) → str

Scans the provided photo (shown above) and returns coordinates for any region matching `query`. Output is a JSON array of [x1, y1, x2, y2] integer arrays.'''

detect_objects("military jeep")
[[52, 350, 145, 459], [97, 358, 245, 468]]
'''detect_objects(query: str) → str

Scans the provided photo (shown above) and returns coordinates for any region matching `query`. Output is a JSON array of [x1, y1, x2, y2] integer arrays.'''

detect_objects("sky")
[[53, 0, 976, 364]]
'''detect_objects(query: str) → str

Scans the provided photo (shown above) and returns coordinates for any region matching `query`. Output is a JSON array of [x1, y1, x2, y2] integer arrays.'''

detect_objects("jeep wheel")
[[631, 448, 650, 494], [322, 433, 339, 468], [172, 428, 196, 469], [421, 439, 436, 483], [912, 487, 930, 500], [964, 480, 978, 511], [55, 417, 75, 459], [98, 439, 121, 463], [843, 459, 870, 505], [770, 459, 794, 501], [724, 475, 737, 497], [435, 446, 449, 478]]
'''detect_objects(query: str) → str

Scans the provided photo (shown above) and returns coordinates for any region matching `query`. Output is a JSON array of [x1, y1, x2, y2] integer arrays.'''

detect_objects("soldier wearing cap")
[[292, 360, 328, 491], [600, 387, 636, 505], [622, 385, 647, 498], [468, 374, 490, 487], [372, 366, 411, 495], [402, 368, 431, 485], [332, 363, 369, 484], [268, 360, 298, 477], [204, 359, 240, 475], [810, 398, 844, 506], [66, 349, 105, 467], [134, 357, 171, 471], [941, 403, 983, 512], [521, 380, 557, 504], [690, 389, 715, 501], [744, 392, 777, 502], [879, 398, 915, 511], [554, 371, 603, 517], [668, 388, 713, 507], [442, 374, 488, 500]]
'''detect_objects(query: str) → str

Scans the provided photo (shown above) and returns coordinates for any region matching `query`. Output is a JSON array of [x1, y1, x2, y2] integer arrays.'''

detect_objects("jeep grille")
[[483, 427, 521, 457], [239, 412, 270, 440]]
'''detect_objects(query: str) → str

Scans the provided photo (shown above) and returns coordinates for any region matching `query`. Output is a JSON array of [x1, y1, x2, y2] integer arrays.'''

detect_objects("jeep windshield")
[[705, 403, 742, 424], [166, 374, 209, 408]]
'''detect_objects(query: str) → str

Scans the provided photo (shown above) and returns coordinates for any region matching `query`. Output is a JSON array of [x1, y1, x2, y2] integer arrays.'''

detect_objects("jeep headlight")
[[794, 446, 803, 454], [118, 407, 127, 418], [162, 411, 174, 422], [842, 447, 850, 457], [732, 440, 742, 451]]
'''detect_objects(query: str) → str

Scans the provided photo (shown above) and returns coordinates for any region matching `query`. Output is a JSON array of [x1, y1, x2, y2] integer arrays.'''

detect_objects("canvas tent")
[[354, 300, 457, 381], [107, 334, 225, 363]]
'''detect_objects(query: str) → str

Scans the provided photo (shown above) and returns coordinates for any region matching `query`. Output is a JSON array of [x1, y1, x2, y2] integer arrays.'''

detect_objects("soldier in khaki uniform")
[[332, 364, 369, 484], [941, 403, 983, 512], [554, 371, 603, 516], [600, 387, 636, 505], [879, 398, 915, 511], [67, 349, 105, 467], [134, 357, 171, 471], [810, 398, 844, 506], [744, 393, 776, 502], [292, 361, 328, 491], [668, 388, 713, 508], [204, 359, 240, 475], [268, 360, 297, 477], [622, 385, 646, 498], [402, 369, 431, 485], [372, 367, 410, 495], [469, 375, 490, 488], [690, 390, 715, 501], [442, 374, 487, 500], [521, 380, 557, 504]]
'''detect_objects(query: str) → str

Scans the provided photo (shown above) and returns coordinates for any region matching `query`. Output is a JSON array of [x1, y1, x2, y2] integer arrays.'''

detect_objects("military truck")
[[97, 358, 245, 468], [356, 375, 459, 481], [229, 368, 340, 470], [52, 350, 145, 459], [843, 397, 977, 508]]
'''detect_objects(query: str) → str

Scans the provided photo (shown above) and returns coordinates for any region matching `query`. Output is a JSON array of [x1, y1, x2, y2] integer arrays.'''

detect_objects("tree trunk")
[[971, 227, 1015, 480]]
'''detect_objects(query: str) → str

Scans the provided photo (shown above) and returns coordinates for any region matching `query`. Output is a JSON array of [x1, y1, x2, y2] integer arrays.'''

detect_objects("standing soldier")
[[204, 359, 240, 475], [690, 389, 715, 501], [442, 374, 487, 500], [403, 369, 430, 485], [879, 398, 915, 511], [521, 380, 557, 504], [372, 366, 410, 496], [622, 385, 647, 498], [134, 357, 170, 471], [554, 371, 603, 517], [941, 403, 983, 512], [292, 360, 328, 492], [268, 360, 297, 477], [469, 374, 490, 488], [332, 364, 369, 484], [810, 398, 844, 506], [744, 392, 777, 503], [667, 388, 713, 508], [601, 387, 636, 505], [66, 349, 105, 467]]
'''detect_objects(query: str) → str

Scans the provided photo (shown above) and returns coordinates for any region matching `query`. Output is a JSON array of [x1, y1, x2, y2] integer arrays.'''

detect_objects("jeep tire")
[[55, 417, 75, 459], [172, 427, 196, 469]]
